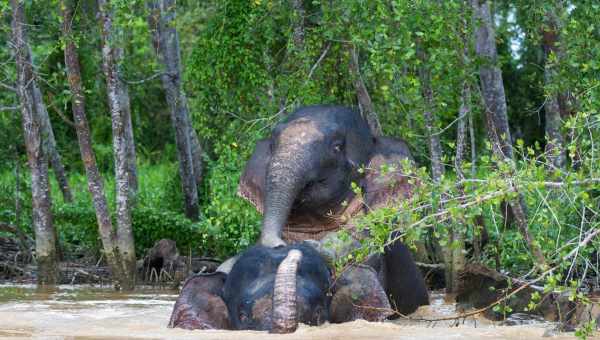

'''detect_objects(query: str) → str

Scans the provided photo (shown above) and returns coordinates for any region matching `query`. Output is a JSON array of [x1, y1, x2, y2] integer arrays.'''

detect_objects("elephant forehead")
[[279, 119, 326, 145]]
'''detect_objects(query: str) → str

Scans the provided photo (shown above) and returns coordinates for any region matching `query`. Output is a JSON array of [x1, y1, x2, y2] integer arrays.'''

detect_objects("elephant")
[[235, 104, 428, 314], [167, 105, 429, 332], [238, 105, 414, 247], [223, 243, 331, 332], [168, 242, 394, 333]]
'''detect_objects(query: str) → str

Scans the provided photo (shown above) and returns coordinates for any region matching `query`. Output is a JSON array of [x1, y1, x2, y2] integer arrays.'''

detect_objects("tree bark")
[[348, 46, 382, 136], [472, 0, 546, 269], [11, 0, 58, 286], [541, 6, 566, 169], [472, 0, 513, 160], [98, 0, 137, 290], [147, 0, 199, 221], [114, 46, 138, 198]]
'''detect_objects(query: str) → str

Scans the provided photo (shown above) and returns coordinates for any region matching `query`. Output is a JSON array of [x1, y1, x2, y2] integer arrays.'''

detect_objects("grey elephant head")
[[239, 105, 414, 247], [223, 244, 331, 332]]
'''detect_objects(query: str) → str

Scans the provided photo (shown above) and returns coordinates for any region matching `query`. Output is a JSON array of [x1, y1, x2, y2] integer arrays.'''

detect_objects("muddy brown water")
[[0, 284, 579, 339]]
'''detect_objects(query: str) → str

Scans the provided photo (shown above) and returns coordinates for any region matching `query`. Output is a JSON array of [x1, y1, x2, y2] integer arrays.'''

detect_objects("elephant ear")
[[238, 139, 271, 214], [362, 137, 415, 210]]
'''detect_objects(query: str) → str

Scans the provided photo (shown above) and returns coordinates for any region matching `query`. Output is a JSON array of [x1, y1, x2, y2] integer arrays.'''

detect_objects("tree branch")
[[122, 72, 165, 85]]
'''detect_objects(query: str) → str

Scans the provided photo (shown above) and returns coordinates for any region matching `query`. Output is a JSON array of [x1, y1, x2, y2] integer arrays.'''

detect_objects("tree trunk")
[[472, 0, 513, 160], [147, 0, 199, 221], [416, 43, 444, 181], [472, 0, 546, 269], [348, 46, 382, 136], [98, 0, 137, 290], [11, 0, 58, 286], [61, 0, 131, 289], [542, 7, 566, 169], [451, 81, 470, 286], [291, 0, 305, 51], [416, 38, 463, 291], [115, 47, 138, 198], [32, 84, 73, 203]]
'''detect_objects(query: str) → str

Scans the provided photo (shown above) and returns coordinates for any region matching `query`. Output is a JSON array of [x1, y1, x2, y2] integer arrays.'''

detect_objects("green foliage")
[[576, 319, 597, 340], [199, 123, 262, 258]]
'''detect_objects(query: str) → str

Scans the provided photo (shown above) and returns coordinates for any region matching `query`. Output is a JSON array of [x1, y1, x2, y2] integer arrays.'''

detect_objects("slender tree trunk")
[[472, 0, 546, 269], [348, 46, 382, 136], [98, 0, 137, 290], [472, 0, 513, 160], [11, 0, 58, 286], [61, 0, 131, 289], [13, 110, 22, 229], [147, 0, 199, 220], [416, 38, 462, 290], [32, 84, 73, 203], [542, 6, 566, 169], [114, 46, 138, 198]]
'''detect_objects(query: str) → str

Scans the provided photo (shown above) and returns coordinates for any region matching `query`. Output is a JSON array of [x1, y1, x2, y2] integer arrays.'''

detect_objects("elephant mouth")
[[292, 181, 354, 217]]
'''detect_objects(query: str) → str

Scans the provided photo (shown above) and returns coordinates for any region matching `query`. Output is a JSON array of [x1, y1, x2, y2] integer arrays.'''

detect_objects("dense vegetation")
[[1, 0, 599, 326]]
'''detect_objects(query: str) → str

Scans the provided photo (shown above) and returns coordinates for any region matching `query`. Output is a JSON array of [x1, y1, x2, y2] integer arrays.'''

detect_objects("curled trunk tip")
[[271, 249, 303, 334]]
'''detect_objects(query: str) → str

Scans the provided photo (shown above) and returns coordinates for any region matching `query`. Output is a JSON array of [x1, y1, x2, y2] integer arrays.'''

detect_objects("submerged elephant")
[[223, 243, 331, 332], [235, 105, 428, 313], [169, 243, 393, 333]]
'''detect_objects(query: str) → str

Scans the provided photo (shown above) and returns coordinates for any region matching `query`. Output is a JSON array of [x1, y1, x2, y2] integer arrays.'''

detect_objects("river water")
[[0, 284, 576, 339]]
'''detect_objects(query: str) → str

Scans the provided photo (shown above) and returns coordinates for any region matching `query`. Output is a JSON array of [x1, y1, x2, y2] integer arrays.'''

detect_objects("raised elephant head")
[[223, 243, 331, 332], [238, 105, 414, 247]]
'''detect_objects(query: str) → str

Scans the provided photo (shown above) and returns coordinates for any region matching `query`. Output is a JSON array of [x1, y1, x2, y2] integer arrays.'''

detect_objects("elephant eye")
[[333, 141, 344, 153]]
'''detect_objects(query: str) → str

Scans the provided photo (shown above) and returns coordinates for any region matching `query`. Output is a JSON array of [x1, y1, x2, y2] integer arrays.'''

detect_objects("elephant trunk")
[[261, 147, 310, 246], [271, 249, 303, 333]]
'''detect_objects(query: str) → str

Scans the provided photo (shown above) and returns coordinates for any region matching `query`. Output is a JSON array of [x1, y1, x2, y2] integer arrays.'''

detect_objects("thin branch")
[[307, 42, 331, 80], [45, 91, 75, 127], [459, 178, 600, 188], [0, 81, 16, 92], [122, 72, 165, 85]]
